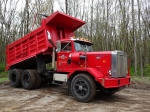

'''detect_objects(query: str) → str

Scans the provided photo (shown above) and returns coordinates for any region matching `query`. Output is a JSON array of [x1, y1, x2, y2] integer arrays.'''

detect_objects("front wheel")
[[71, 73, 96, 102]]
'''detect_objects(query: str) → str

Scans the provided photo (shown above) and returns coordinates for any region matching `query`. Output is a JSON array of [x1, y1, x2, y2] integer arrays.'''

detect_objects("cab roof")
[[60, 38, 93, 45]]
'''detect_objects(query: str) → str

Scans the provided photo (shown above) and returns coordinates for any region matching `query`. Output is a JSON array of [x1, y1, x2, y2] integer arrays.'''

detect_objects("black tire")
[[9, 69, 23, 88], [71, 73, 96, 102], [33, 70, 41, 89], [21, 70, 36, 90]]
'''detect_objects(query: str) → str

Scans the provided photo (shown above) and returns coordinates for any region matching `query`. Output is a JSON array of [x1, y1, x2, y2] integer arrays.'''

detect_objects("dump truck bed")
[[5, 11, 85, 70], [5, 27, 51, 70]]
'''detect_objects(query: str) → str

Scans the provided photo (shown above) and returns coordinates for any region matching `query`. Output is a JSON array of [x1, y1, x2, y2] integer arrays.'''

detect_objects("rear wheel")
[[33, 70, 41, 89], [21, 70, 36, 90], [71, 73, 96, 102], [9, 69, 23, 87]]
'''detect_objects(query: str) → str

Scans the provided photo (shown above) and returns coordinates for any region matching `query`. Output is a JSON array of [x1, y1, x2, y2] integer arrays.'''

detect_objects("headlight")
[[109, 70, 112, 76]]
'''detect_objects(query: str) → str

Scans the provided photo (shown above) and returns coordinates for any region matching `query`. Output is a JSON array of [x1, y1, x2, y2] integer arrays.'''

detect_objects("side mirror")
[[56, 40, 61, 52]]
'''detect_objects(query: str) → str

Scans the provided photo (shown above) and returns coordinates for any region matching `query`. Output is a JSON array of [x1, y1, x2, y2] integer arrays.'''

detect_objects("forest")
[[0, 0, 150, 77]]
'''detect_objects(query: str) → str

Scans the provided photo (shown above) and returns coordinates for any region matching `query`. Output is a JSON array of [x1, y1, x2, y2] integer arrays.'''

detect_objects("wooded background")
[[0, 0, 150, 76]]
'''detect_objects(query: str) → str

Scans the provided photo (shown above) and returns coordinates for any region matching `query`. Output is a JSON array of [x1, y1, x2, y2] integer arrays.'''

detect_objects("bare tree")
[[132, 0, 137, 75], [137, 0, 143, 76]]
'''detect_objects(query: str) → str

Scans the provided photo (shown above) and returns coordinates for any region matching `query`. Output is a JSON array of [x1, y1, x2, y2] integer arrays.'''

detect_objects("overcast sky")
[[15, 0, 61, 12]]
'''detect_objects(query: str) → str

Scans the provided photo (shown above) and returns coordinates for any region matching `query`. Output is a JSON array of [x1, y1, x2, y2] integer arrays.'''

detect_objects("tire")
[[71, 73, 96, 102], [33, 70, 41, 89], [21, 70, 36, 90], [9, 69, 23, 88]]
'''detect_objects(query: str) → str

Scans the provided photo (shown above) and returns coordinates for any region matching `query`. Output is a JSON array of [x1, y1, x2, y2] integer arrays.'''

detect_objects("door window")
[[61, 42, 71, 51]]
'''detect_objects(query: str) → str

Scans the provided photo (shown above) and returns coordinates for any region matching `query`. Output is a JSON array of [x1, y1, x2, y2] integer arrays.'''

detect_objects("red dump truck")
[[6, 11, 130, 102]]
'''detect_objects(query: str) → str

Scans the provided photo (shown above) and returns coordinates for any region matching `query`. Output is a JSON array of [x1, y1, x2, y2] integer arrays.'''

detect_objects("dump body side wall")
[[6, 27, 50, 70]]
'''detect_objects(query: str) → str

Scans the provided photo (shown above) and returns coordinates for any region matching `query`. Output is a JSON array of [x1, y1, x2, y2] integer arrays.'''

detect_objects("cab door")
[[57, 41, 73, 72]]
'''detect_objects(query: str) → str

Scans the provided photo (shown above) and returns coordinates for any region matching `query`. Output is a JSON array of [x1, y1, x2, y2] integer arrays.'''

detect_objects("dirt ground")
[[0, 81, 150, 112]]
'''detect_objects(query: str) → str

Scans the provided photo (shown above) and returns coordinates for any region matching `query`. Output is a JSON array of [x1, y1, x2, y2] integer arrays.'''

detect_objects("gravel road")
[[0, 83, 150, 112]]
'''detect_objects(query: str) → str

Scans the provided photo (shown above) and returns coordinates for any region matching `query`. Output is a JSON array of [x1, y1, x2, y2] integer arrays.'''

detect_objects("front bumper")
[[98, 76, 130, 88]]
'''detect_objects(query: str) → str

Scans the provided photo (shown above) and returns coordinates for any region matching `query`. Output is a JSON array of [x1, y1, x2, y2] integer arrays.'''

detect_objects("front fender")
[[68, 68, 104, 82]]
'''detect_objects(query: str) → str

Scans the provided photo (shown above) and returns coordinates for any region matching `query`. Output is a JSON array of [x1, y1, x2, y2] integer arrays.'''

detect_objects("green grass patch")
[[0, 72, 8, 78], [0, 77, 8, 82], [130, 67, 134, 76], [130, 66, 140, 76], [144, 64, 150, 77], [0, 63, 5, 73], [0, 63, 8, 81], [0, 71, 8, 82], [0, 63, 8, 82], [131, 76, 150, 85], [130, 65, 150, 77]]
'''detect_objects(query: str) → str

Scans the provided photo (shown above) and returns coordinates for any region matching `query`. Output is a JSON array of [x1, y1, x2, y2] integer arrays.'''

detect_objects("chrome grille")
[[111, 51, 128, 78]]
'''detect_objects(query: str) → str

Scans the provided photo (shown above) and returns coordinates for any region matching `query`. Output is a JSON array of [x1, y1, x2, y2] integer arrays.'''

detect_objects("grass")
[[0, 71, 8, 77], [0, 77, 8, 82], [131, 76, 150, 85], [130, 66, 150, 77], [0, 71, 8, 82], [130, 66, 141, 76], [0, 63, 5, 72], [0, 63, 8, 82]]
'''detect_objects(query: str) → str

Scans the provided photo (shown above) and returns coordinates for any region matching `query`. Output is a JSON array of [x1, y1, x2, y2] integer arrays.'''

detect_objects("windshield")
[[74, 41, 93, 52]]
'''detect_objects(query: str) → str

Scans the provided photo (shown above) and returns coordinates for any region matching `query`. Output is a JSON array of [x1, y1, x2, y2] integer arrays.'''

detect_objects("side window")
[[61, 42, 71, 51]]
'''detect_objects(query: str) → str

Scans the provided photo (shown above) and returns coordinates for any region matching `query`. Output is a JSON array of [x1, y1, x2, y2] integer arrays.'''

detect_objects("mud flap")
[[67, 79, 72, 96]]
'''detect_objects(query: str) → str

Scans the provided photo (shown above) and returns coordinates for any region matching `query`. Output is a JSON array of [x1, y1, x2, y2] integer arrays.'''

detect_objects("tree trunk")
[[132, 0, 137, 76], [137, 0, 143, 77]]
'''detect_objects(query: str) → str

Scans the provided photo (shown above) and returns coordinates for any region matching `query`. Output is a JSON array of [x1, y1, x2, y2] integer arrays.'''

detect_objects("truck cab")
[[56, 38, 92, 72]]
